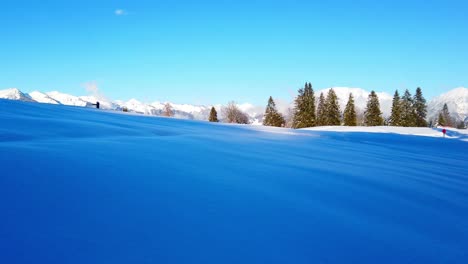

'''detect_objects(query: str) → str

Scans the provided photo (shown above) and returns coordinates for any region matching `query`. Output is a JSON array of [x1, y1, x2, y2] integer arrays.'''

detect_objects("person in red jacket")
[[442, 128, 447, 138]]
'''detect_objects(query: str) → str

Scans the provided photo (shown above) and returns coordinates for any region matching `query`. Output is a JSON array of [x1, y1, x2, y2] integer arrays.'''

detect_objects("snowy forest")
[[203, 83, 464, 129]]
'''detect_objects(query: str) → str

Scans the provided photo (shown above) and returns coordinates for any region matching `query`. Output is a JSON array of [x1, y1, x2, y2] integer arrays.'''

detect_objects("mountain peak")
[[0, 88, 35, 102], [428, 87, 468, 123]]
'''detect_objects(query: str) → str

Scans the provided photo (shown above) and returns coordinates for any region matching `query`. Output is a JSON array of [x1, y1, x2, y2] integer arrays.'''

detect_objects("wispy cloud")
[[83, 81, 108, 101], [115, 9, 127, 16]]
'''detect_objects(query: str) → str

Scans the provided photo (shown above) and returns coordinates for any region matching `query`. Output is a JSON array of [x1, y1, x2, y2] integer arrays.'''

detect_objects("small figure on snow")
[[442, 128, 447, 138]]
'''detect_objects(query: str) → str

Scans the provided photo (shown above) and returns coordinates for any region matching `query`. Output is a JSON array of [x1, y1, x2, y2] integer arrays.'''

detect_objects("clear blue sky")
[[1, 0, 467, 105]]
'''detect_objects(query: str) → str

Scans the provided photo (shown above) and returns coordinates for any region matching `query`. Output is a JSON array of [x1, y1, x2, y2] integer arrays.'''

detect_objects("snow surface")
[[28, 91, 60, 104], [1, 99, 468, 264], [302, 126, 468, 141]]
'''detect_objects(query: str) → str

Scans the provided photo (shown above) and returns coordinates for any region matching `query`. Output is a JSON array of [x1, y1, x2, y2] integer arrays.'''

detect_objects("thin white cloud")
[[83, 81, 108, 101], [115, 9, 127, 16]]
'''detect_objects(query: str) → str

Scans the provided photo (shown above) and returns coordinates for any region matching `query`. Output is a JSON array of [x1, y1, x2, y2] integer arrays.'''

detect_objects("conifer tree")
[[413, 87, 427, 127], [263, 96, 285, 127], [364, 90, 383, 126], [325, 88, 341, 125], [316, 92, 327, 126], [389, 90, 401, 126], [400, 89, 415, 127], [439, 103, 453, 127], [438, 113, 445, 127], [343, 93, 357, 126], [292, 82, 316, 128], [209, 106, 219, 122]]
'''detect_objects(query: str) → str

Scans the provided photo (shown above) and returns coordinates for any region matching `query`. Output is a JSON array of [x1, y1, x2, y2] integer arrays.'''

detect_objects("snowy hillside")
[[303, 125, 468, 141], [0, 88, 35, 102], [28, 91, 60, 104], [45, 91, 89, 107], [1, 99, 467, 264], [428, 87, 468, 123], [317, 87, 393, 117]]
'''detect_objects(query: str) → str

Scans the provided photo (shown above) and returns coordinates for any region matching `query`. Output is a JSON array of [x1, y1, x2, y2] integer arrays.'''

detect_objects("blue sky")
[[1, 0, 467, 105]]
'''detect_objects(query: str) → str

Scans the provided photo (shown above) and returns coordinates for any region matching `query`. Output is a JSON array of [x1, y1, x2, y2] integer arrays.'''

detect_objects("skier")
[[442, 128, 446, 138]]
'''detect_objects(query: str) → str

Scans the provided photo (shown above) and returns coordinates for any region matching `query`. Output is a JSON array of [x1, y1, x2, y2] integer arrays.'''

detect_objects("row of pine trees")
[[208, 82, 462, 129], [285, 83, 386, 128]]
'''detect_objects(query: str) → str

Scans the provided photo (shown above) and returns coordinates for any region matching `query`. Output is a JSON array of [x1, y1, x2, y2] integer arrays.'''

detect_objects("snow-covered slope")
[[46, 91, 89, 107], [0, 88, 35, 102], [302, 125, 468, 141], [0, 99, 467, 263], [28, 91, 60, 104], [317, 87, 393, 117], [427, 87, 468, 123], [118, 98, 157, 115]]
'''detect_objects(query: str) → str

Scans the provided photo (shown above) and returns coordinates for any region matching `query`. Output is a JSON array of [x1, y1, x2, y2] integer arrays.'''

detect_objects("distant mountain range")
[[1, 87, 467, 125]]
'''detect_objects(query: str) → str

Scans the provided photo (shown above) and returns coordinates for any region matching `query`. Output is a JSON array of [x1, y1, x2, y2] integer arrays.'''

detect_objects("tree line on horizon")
[[196, 82, 463, 129]]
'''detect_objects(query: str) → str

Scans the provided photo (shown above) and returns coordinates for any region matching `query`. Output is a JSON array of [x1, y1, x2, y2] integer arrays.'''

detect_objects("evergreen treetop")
[[389, 90, 401, 126], [364, 90, 383, 126], [263, 96, 285, 127], [343, 93, 357, 126], [209, 106, 219, 122], [292, 82, 316, 128], [413, 87, 428, 127], [439, 103, 453, 127], [325, 88, 341, 126], [316, 92, 327, 126], [400, 89, 415, 127]]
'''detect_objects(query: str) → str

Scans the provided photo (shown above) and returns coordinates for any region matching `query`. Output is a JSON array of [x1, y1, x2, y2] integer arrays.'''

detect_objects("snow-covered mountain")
[[113, 99, 213, 120], [1, 87, 467, 125], [28, 91, 60, 104], [427, 87, 468, 124], [0, 88, 35, 102], [45, 91, 93, 107]]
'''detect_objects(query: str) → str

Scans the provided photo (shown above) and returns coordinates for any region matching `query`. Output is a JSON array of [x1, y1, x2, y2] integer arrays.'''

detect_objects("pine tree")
[[439, 103, 453, 127], [292, 82, 316, 128], [413, 87, 427, 127], [209, 106, 219, 122], [263, 96, 285, 127], [438, 113, 445, 127], [364, 90, 383, 126], [343, 93, 357, 126], [325, 88, 341, 126], [400, 89, 415, 127], [389, 90, 401, 126], [316, 92, 327, 126]]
